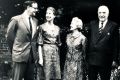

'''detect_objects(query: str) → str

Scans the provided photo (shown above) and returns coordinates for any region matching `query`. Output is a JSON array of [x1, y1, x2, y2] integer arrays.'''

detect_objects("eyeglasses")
[[31, 7, 38, 10]]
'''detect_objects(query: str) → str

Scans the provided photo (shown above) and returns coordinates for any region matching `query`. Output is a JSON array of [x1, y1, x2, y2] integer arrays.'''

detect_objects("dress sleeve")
[[37, 26, 43, 45]]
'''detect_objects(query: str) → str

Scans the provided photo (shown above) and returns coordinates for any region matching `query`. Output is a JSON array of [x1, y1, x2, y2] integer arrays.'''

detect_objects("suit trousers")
[[88, 64, 111, 80], [12, 51, 35, 80]]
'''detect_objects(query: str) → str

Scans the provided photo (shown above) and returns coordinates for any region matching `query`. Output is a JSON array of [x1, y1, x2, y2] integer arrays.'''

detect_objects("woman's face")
[[46, 9, 55, 21], [70, 17, 83, 31]]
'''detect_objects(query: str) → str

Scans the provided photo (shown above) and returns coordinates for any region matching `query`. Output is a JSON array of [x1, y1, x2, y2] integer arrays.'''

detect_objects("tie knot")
[[99, 21, 104, 33], [100, 21, 104, 29], [101, 21, 103, 25], [29, 17, 31, 20]]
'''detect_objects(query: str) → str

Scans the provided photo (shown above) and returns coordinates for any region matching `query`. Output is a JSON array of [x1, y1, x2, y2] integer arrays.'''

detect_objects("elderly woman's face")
[[70, 18, 78, 31], [46, 9, 55, 21], [70, 17, 83, 31]]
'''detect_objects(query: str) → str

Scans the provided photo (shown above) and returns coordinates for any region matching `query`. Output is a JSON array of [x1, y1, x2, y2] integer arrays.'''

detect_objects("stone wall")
[[0, 23, 12, 79]]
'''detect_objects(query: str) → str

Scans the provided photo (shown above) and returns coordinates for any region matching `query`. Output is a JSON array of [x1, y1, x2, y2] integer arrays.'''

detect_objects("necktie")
[[29, 17, 32, 34], [99, 22, 103, 33], [28, 17, 34, 62]]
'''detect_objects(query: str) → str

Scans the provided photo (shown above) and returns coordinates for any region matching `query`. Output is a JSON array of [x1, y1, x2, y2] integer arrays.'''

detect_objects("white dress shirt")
[[99, 20, 108, 29]]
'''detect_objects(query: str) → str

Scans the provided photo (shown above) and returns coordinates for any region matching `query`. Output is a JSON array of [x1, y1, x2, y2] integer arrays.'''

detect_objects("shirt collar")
[[99, 19, 108, 29], [23, 11, 30, 19]]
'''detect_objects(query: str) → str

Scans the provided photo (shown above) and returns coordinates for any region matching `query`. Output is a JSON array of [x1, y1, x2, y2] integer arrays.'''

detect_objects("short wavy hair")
[[46, 7, 56, 16]]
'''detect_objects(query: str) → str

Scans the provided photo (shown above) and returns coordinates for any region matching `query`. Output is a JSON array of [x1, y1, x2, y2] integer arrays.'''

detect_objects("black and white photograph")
[[0, 0, 120, 80]]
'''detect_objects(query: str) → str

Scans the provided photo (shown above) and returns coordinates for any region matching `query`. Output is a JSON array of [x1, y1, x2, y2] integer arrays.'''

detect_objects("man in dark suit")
[[86, 5, 119, 80], [6, 1, 39, 80]]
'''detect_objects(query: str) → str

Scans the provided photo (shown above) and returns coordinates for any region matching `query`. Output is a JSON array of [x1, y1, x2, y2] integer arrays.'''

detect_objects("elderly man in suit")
[[86, 5, 119, 80], [6, 1, 41, 80]]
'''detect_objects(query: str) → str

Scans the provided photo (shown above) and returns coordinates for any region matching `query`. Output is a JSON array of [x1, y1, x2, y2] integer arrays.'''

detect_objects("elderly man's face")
[[98, 6, 109, 22]]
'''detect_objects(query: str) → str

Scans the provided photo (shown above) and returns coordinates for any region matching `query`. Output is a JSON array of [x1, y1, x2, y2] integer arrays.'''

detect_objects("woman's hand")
[[38, 45, 43, 66], [39, 58, 43, 66]]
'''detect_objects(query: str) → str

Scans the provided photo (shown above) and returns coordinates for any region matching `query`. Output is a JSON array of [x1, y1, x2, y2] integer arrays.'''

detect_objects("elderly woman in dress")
[[63, 17, 87, 80]]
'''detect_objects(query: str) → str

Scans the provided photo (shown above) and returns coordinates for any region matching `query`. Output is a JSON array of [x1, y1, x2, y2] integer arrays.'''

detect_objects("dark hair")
[[23, 0, 37, 10]]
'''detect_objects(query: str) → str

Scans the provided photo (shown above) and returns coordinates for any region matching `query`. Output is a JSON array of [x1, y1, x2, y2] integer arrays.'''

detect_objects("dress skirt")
[[43, 44, 61, 80]]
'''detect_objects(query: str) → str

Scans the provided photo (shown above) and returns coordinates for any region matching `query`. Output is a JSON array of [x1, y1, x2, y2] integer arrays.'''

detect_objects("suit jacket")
[[86, 20, 119, 66], [6, 13, 39, 62]]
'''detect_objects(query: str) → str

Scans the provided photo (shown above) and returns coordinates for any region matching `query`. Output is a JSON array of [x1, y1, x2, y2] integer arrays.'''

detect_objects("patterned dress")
[[63, 32, 87, 80], [38, 23, 61, 80]]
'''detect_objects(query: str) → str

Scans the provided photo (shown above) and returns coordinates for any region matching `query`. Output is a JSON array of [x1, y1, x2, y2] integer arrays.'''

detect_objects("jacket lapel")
[[21, 14, 32, 34], [31, 17, 37, 39], [92, 21, 99, 44], [96, 20, 112, 43], [20, 14, 37, 39]]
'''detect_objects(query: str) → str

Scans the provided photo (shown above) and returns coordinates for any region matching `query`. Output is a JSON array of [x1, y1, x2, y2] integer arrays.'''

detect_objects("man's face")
[[46, 9, 55, 21], [29, 3, 38, 16], [98, 6, 109, 22]]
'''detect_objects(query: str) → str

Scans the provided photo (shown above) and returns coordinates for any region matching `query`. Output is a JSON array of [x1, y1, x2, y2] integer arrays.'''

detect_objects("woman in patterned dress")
[[63, 17, 87, 80], [38, 7, 61, 80]]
